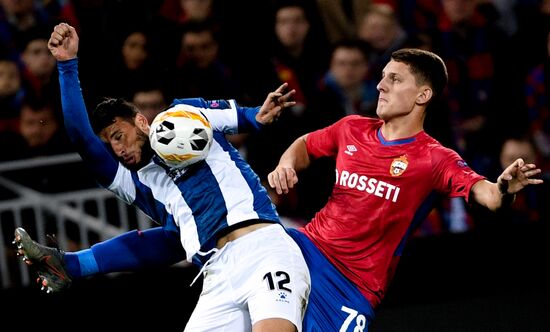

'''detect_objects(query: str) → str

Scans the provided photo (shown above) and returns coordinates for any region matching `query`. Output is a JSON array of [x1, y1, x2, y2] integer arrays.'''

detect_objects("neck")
[[380, 116, 424, 141]]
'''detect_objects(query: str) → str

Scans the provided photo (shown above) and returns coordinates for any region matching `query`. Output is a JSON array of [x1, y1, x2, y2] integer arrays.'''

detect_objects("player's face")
[[99, 115, 152, 170], [376, 60, 424, 121]]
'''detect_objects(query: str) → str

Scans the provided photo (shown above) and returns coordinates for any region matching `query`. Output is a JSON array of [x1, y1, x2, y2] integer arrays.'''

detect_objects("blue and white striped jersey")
[[59, 59, 279, 266], [108, 101, 280, 264]]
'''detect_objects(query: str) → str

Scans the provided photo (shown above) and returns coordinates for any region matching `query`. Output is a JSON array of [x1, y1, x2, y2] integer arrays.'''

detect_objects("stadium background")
[[1, 0, 549, 330]]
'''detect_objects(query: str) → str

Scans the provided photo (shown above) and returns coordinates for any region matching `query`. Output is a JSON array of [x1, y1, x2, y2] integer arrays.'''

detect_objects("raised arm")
[[268, 134, 311, 195], [470, 158, 543, 211], [171, 83, 295, 134], [49, 23, 118, 187]]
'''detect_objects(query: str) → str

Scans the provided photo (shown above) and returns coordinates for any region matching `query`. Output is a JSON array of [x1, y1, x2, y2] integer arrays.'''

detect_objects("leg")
[[287, 229, 375, 332], [235, 225, 310, 332], [187, 225, 310, 332], [184, 264, 252, 332], [253, 318, 297, 332]]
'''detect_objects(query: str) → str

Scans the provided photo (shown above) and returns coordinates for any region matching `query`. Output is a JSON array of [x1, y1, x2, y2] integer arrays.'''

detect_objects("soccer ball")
[[149, 105, 213, 168]]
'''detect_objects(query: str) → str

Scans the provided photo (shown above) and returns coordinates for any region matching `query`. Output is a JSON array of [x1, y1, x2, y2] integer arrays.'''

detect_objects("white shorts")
[[184, 224, 311, 332]]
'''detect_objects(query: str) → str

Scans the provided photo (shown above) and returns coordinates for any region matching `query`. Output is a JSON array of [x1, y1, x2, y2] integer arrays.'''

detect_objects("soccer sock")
[[64, 250, 99, 278], [63, 228, 185, 279]]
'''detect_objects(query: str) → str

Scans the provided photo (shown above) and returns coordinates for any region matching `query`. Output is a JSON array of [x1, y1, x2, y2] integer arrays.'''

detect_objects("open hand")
[[497, 158, 544, 194], [256, 83, 296, 125]]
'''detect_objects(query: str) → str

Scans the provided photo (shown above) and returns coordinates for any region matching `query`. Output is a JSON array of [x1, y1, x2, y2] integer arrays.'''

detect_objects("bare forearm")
[[268, 134, 311, 194], [278, 134, 311, 172], [471, 180, 515, 212]]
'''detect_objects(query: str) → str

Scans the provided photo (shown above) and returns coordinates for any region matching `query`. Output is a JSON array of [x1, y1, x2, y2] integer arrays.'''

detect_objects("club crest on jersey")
[[390, 155, 408, 177]]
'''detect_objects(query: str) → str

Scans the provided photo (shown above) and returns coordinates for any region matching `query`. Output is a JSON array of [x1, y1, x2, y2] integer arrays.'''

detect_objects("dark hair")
[[391, 48, 448, 100], [91, 98, 138, 134]]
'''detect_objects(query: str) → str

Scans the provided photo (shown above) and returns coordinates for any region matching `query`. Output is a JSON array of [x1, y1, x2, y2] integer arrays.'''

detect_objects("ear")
[[135, 112, 149, 133], [416, 86, 433, 106]]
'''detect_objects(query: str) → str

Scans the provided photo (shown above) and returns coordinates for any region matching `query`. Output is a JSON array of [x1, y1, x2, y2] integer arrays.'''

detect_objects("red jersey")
[[302, 115, 485, 307]]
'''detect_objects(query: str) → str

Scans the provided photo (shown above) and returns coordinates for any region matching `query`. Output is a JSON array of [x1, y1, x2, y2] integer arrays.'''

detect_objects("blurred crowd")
[[1, 0, 549, 236]]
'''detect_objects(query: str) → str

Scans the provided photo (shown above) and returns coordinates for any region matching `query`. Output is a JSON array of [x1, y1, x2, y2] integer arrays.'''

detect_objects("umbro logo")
[[344, 145, 357, 156]]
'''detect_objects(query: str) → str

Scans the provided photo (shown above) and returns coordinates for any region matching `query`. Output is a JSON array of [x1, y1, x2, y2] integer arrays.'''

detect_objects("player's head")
[[91, 98, 153, 170], [376, 48, 448, 121], [390, 48, 448, 102]]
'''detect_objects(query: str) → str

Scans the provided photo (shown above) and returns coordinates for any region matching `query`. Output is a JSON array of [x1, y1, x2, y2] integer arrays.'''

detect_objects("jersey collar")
[[377, 128, 417, 146]]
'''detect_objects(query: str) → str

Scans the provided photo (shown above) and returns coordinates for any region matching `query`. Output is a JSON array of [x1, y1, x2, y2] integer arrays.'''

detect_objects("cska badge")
[[390, 155, 408, 177]]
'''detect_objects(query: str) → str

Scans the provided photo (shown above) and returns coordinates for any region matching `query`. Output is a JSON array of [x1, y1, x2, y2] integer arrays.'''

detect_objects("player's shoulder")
[[336, 115, 382, 128], [417, 131, 444, 148], [413, 131, 457, 157], [341, 114, 380, 123], [422, 135, 464, 164]]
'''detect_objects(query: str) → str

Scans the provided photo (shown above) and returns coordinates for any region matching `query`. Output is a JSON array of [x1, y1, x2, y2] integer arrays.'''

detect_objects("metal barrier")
[[0, 153, 153, 289]]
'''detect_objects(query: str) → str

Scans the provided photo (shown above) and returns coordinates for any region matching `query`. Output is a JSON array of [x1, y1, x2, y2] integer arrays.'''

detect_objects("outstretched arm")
[[172, 83, 296, 134], [470, 158, 543, 211], [49, 23, 118, 186], [267, 134, 311, 195]]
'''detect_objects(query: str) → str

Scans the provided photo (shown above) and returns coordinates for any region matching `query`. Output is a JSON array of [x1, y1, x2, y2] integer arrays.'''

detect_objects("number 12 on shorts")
[[263, 271, 292, 292], [340, 305, 367, 332]]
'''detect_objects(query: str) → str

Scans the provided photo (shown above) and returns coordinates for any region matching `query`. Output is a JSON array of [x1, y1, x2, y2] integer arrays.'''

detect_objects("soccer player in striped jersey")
[[36, 23, 311, 332], [267, 48, 544, 331]]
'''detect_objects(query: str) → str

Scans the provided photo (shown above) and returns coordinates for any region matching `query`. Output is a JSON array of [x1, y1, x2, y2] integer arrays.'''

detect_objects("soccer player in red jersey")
[[268, 48, 544, 331]]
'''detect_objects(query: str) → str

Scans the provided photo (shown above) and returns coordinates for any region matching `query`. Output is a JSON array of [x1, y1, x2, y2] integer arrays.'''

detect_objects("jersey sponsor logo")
[[335, 169, 401, 202], [456, 160, 468, 167], [390, 155, 408, 177], [344, 144, 357, 156]]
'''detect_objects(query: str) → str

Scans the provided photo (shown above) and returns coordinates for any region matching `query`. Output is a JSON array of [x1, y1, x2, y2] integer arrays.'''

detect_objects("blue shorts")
[[287, 228, 375, 332]]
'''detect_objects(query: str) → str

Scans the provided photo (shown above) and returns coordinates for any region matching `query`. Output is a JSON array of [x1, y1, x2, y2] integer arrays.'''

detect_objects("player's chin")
[[121, 160, 136, 170], [376, 109, 386, 120], [122, 154, 146, 171]]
